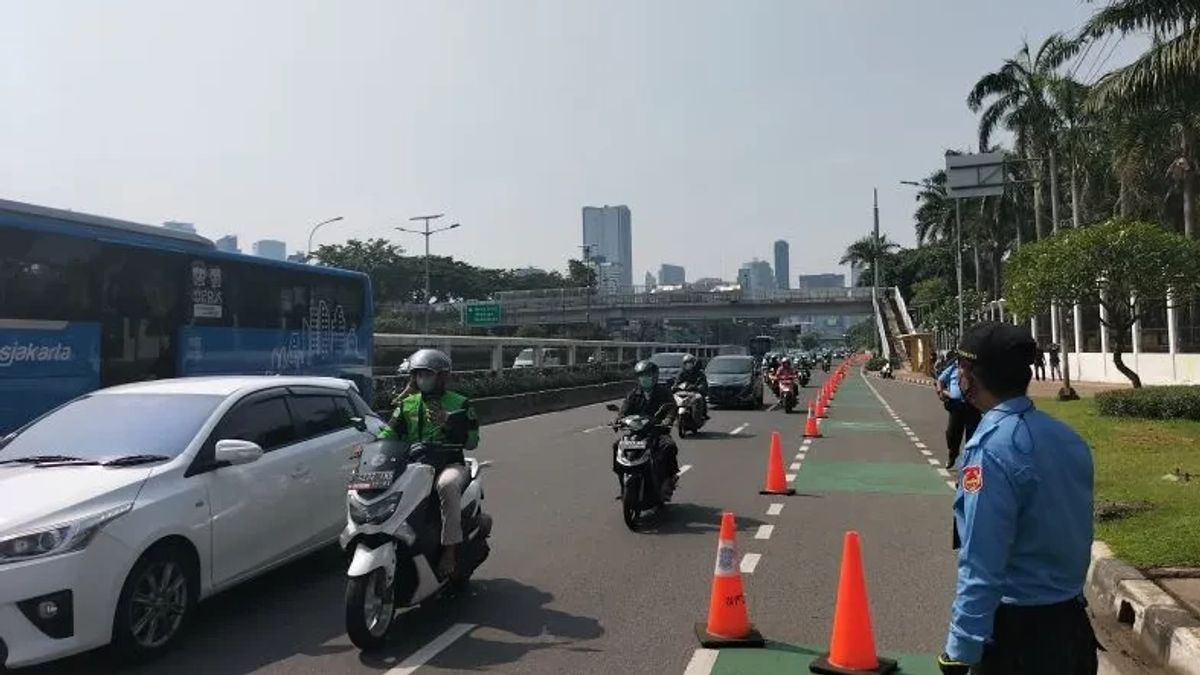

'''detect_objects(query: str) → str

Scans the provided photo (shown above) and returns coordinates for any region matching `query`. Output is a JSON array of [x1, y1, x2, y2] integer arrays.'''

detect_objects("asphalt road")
[[25, 368, 1156, 674]]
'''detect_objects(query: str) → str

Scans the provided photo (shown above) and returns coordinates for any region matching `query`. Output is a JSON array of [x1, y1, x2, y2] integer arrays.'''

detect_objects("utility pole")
[[395, 214, 461, 334], [578, 244, 595, 326], [872, 188, 881, 290], [955, 198, 965, 339]]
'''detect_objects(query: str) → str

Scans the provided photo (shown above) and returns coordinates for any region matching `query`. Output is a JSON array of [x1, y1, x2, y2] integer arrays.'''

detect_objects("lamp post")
[[395, 214, 461, 334], [306, 216, 344, 258], [901, 180, 964, 339]]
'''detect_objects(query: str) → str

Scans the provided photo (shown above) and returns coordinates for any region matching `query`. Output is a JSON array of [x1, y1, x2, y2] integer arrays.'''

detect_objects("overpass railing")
[[374, 333, 734, 373], [483, 286, 874, 312]]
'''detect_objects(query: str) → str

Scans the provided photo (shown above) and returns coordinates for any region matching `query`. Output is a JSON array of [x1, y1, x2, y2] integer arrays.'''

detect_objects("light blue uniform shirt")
[[945, 396, 1094, 664], [938, 364, 962, 400]]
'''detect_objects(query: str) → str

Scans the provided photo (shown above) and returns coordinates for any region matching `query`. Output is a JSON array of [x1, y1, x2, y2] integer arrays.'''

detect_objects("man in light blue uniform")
[[936, 351, 981, 470], [938, 322, 1098, 675]]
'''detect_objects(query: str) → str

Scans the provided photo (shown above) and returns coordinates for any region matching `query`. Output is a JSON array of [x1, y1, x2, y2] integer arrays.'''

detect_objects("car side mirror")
[[214, 439, 264, 466], [605, 403, 620, 412], [349, 416, 368, 432]]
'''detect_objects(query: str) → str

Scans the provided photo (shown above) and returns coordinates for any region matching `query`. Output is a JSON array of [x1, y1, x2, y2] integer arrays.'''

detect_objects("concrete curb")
[[865, 372, 936, 388], [1088, 541, 1200, 673]]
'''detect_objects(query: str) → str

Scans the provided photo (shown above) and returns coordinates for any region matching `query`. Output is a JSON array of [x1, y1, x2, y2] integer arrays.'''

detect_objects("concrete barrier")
[[472, 380, 632, 425]]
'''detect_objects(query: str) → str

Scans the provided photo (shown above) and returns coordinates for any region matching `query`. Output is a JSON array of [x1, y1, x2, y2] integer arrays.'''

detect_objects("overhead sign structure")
[[946, 152, 1007, 198], [463, 303, 502, 326]]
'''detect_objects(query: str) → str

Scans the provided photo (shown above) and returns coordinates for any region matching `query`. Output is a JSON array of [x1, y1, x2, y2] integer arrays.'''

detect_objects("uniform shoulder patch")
[[962, 465, 983, 493]]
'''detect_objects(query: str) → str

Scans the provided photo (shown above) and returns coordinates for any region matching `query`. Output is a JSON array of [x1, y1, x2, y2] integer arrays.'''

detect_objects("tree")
[[310, 238, 408, 302], [1006, 219, 1200, 388], [839, 234, 900, 284], [799, 332, 822, 351], [913, 170, 955, 246], [567, 259, 597, 288], [1084, 0, 1200, 238]]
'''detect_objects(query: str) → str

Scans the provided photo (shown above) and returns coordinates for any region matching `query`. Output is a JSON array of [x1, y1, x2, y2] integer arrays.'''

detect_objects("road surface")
[[28, 368, 1158, 674]]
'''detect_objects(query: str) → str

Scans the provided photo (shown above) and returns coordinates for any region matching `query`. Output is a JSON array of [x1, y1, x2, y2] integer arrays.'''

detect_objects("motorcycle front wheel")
[[346, 568, 395, 651], [622, 474, 643, 531]]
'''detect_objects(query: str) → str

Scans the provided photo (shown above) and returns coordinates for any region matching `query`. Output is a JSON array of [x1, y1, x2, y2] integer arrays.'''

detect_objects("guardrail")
[[374, 333, 735, 372], [480, 287, 876, 313]]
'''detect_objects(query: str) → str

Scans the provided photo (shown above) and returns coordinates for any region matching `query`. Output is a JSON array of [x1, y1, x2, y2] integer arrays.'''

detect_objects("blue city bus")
[[0, 198, 373, 433]]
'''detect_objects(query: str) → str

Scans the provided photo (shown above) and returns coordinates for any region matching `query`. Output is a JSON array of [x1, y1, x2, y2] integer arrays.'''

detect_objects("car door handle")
[[290, 465, 311, 479]]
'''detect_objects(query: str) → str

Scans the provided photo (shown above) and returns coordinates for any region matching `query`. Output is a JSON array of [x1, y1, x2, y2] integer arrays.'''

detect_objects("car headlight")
[[349, 493, 403, 525], [0, 504, 132, 565]]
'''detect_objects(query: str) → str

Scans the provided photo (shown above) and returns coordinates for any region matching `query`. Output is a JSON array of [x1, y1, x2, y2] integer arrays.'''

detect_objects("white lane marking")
[[766, 503, 784, 516], [937, 468, 952, 477], [679, 464, 693, 475], [795, 453, 806, 461], [385, 623, 476, 675], [740, 553, 762, 574], [581, 425, 607, 434], [801, 439, 812, 446], [730, 423, 749, 435], [789, 462, 801, 471], [920, 449, 933, 457], [927, 458, 941, 466], [946, 480, 957, 490], [915, 442, 927, 449], [767, 401, 780, 412], [755, 524, 774, 540], [684, 648, 720, 675], [785, 473, 796, 481]]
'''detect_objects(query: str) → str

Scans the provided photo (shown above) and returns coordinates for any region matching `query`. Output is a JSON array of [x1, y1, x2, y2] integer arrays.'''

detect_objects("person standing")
[[936, 352, 981, 470], [1032, 342, 1046, 381], [937, 322, 1098, 675], [1048, 343, 1062, 382]]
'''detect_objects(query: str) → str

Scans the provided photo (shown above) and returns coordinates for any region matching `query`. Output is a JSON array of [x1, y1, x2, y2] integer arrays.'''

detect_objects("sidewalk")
[[891, 369, 1128, 398]]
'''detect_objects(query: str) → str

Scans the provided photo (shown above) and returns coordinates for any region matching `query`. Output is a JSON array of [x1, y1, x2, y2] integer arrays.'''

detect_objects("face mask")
[[416, 374, 438, 394], [638, 375, 655, 390]]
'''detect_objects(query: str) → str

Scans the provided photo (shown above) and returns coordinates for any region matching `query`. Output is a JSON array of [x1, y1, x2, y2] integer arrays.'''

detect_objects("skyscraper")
[[215, 235, 240, 253], [738, 260, 776, 291], [773, 240, 790, 289], [252, 239, 287, 261], [796, 273, 845, 289], [849, 262, 863, 287], [658, 264, 685, 286], [582, 205, 632, 292]]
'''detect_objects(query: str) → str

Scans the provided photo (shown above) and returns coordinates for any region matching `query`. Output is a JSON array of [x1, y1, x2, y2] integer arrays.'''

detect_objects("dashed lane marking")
[[740, 553, 762, 574], [859, 369, 960, 494], [684, 648, 719, 675], [801, 439, 812, 446], [767, 503, 784, 516], [927, 458, 941, 466], [915, 442, 927, 449], [730, 423, 749, 435], [920, 449, 933, 457], [785, 473, 796, 482], [679, 464, 693, 475], [789, 462, 801, 471], [937, 468, 951, 477], [946, 479, 957, 489], [581, 425, 607, 433], [385, 623, 476, 675], [755, 524, 774, 540]]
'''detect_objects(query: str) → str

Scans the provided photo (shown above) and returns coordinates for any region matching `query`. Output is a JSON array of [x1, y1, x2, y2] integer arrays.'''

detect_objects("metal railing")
[[481, 286, 874, 312]]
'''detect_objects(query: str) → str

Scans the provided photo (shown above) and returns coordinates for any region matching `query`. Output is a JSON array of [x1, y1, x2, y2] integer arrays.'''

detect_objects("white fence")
[[1072, 352, 1200, 386]]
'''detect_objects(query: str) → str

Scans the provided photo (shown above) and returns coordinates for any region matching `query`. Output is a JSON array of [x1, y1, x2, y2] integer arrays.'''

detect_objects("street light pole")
[[395, 214, 461, 335], [306, 216, 344, 258]]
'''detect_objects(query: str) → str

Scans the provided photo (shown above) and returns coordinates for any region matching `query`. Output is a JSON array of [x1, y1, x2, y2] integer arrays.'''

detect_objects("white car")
[[0, 376, 384, 668]]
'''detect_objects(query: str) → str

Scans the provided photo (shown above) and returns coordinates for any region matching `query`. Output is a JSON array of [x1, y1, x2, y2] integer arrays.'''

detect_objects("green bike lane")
[[691, 370, 956, 675]]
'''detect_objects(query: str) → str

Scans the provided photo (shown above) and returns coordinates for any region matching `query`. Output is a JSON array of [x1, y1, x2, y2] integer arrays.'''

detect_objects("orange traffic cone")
[[816, 393, 828, 419], [804, 403, 822, 438], [695, 512, 765, 648], [760, 431, 796, 495], [809, 531, 898, 674]]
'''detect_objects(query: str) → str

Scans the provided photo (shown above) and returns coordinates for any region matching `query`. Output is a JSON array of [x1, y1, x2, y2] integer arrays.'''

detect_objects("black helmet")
[[409, 348, 451, 373], [633, 360, 659, 378]]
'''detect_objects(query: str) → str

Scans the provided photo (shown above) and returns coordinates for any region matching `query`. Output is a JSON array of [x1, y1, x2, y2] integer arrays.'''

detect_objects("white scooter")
[[340, 422, 492, 650], [673, 382, 706, 437]]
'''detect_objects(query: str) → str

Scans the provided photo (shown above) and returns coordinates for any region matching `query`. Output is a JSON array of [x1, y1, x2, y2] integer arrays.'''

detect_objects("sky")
[[0, 1, 1145, 282]]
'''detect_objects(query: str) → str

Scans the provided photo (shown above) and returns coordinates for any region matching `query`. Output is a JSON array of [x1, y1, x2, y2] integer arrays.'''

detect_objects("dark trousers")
[[945, 399, 981, 469], [973, 598, 1099, 675], [1050, 361, 1061, 381], [1034, 360, 1046, 381]]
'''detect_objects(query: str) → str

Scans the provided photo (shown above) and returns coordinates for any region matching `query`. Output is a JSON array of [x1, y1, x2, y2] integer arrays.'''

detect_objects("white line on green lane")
[[385, 623, 476, 675]]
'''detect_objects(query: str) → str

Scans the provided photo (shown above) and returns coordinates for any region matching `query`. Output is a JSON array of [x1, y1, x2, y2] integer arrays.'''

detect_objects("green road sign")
[[464, 303, 502, 326]]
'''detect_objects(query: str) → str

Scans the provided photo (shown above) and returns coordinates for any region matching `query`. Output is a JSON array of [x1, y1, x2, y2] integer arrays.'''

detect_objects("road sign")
[[464, 303, 502, 326], [946, 152, 1007, 198]]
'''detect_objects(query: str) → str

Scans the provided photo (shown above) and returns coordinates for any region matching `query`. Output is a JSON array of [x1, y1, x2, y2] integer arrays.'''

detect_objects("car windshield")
[[707, 357, 753, 374], [0, 393, 223, 462], [649, 353, 685, 369]]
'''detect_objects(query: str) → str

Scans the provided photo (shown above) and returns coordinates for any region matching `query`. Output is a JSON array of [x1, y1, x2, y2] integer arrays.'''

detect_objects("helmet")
[[781, 357, 791, 365], [408, 348, 451, 373], [682, 354, 698, 370], [633, 360, 659, 378]]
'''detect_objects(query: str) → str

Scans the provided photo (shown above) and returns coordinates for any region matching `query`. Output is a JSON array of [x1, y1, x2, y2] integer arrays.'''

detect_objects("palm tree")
[[967, 34, 1080, 239], [1085, 0, 1200, 238], [913, 170, 954, 246], [840, 234, 900, 284]]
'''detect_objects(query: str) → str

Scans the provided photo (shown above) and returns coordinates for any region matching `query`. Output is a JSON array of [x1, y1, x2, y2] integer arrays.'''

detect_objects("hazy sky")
[[0, 1, 1143, 281]]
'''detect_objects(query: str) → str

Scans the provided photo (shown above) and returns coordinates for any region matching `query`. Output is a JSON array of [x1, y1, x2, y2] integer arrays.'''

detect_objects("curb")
[[1088, 541, 1200, 674], [865, 372, 936, 388]]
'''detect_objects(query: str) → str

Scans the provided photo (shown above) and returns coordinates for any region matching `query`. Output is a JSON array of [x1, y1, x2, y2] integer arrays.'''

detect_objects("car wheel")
[[111, 543, 197, 663]]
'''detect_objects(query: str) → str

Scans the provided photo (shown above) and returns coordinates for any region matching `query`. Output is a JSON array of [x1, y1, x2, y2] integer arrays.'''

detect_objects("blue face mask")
[[638, 376, 655, 390]]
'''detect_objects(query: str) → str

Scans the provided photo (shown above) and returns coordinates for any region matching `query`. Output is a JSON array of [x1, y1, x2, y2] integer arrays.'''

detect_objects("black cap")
[[957, 321, 1037, 367]]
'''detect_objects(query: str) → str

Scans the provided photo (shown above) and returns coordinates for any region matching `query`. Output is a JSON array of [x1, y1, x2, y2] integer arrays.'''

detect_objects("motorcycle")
[[340, 416, 493, 650], [777, 375, 799, 413], [606, 403, 677, 531], [822, 360, 831, 373], [881, 363, 895, 379], [798, 367, 811, 388], [673, 381, 705, 437]]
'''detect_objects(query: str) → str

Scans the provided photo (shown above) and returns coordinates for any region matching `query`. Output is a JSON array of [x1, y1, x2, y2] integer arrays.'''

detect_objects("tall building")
[[796, 273, 845, 290], [252, 239, 287, 261], [162, 221, 196, 234], [582, 205, 632, 292], [658, 264, 685, 286], [848, 262, 863, 287], [773, 240, 790, 289], [644, 271, 656, 290], [215, 235, 240, 253], [738, 259, 776, 291], [286, 252, 308, 263]]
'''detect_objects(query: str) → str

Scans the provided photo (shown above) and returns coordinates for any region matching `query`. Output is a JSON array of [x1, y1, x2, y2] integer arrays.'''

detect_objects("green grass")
[[1038, 397, 1200, 568]]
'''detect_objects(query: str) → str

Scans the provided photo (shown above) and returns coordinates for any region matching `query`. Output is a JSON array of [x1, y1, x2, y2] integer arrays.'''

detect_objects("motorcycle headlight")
[[349, 492, 403, 525], [0, 504, 132, 565]]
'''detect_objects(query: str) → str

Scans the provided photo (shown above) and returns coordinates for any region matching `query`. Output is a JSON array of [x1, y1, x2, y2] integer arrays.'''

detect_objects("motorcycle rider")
[[615, 360, 680, 496], [673, 353, 709, 422], [774, 356, 798, 382], [381, 348, 479, 578]]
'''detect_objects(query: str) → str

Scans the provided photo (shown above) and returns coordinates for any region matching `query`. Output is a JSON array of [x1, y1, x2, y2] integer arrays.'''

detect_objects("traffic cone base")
[[808, 654, 898, 675], [694, 622, 765, 649], [759, 487, 796, 495]]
